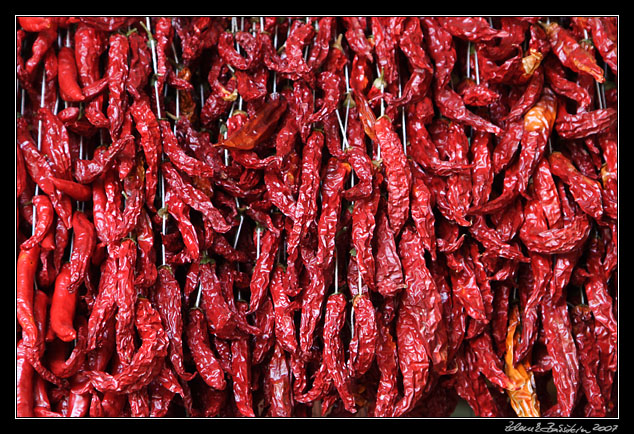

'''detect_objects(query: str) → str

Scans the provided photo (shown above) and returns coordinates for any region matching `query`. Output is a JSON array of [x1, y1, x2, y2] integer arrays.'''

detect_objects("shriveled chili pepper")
[[17, 339, 36, 417], [286, 130, 324, 259], [153, 265, 195, 382], [468, 331, 517, 391], [248, 228, 279, 314], [88, 297, 167, 393], [555, 106, 617, 140], [503, 303, 541, 417], [342, 17, 373, 62], [105, 33, 129, 140], [374, 115, 411, 235], [263, 341, 293, 417], [112, 238, 138, 366], [57, 46, 85, 103], [73, 135, 135, 184], [231, 301, 255, 417], [218, 96, 287, 151], [48, 262, 79, 342], [445, 246, 487, 322], [323, 292, 357, 414], [374, 206, 405, 297], [24, 25, 58, 77], [395, 226, 441, 399], [186, 307, 226, 390], [570, 304, 606, 417], [162, 161, 232, 234], [371, 296, 399, 417], [438, 16, 509, 42], [269, 264, 298, 355], [543, 21, 605, 83], [540, 291, 580, 417], [20, 195, 54, 251], [17, 243, 41, 352], [126, 30, 152, 100], [347, 292, 377, 378]]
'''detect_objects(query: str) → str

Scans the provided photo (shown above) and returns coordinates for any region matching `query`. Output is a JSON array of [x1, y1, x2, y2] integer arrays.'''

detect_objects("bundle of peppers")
[[15, 15, 617, 418]]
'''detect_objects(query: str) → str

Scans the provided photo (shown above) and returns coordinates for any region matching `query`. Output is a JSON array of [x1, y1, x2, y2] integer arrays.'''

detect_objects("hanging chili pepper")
[[374, 115, 411, 235], [263, 341, 293, 417], [570, 304, 606, 417], [231, 301, 255, 417], [20, 195, 54, 251], [373, 297, 399, 417], [49, 262, 79, 342], [17, 244, 41, 351], [503, 304, 541, 417], [17, 339, 35, 417], [347, 292, 377, 378], [540, 291, 580, 417], [323, 292, 357, 414], [269, 264, 298, 355], [86, 297, 168, 394], [342, 17, 373, 62], [543, 21, 605, 83], [162, 161, 232, 234], [186, 307, 227, 390], [438, 17, 509, 42]]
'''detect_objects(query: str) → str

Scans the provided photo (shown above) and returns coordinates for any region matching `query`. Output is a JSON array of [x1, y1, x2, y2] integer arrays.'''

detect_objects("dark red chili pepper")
[[456, 78, 499, 107], [154, 265, 196, 382], [540, 292, 580, 417], [17, 339, 35, 417], [570, 304, 606, 417], [543, 21, 605, 83], [162, 161, 232, 234], [350, 169, 382, 292], [264, 341, 293, 417], [49, 262, 79, 342], [323, 292, 357, 414], [347, 292, 377, 378], [468, 331, 517, 390], [73, 135, 135, 185], [57, 46, 85, 103], [555, 106, 617, 140], [252, 296, 276, 365], [186, 307, 227, 390], [20, 195, 54, 251], [25, 25, 57, 76], [231, 301, 255, 417], [372, 297, 399, 417], [342, 17, 373, 62], [105, 33, 129, 140], [375, 115, 411, 235], [17, 245, 41, 351], [113, 239, 138, 365], [87, 297, 168, 394], [374, 206, 405, 297], [438, 17, 509, 42], [248, 228, 279, 314], [48, 319, 88, 379], [269, 264, 298, 355], [125, 31, 152, 100], [218, 96, 287, 151], [395, 226, 441, 401]]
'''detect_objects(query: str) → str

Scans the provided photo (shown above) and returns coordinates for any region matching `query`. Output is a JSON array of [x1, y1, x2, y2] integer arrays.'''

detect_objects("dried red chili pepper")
[[162, 161, 232, 234], [445, 246, 487, 322], [438, 17, 509, 42], [152, 265, 195, 382], [57, 46, 84, 103], [186, 307, 227, 390], [17, 339, 35, 417], [248, 228, 279, 314], [218, 96, 287, 151], [540, 291, 580, 417], [269, 264, 298, 355], [555, 106, 617, 140], [503, 304, 541, 417], [372, 297, 399, 417], [48, 262, 80, 342], [544, 21, 605, 83], [323, 292, 357, 414], [88, 296, 168, 394], [374, 115, 411, 235], [342, 17, 373, 62], [570, 304, 606, 417], [347, 292, 377, 378], [263, 341, 293, 417], [231, 301, 255, 417], [396, 225, 441, 393], [20, 195, 54, 251], [17, 244, 41, 351]]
